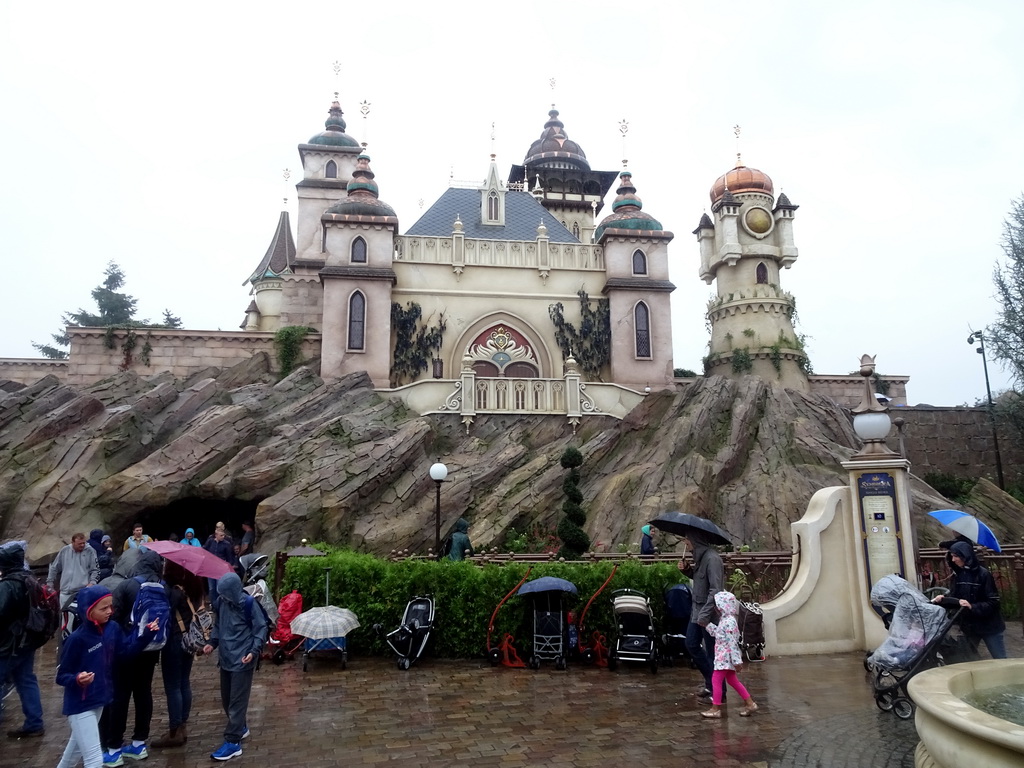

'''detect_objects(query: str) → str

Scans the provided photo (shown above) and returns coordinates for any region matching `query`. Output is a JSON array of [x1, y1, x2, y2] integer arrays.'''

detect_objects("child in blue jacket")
[[55, 584, 159, 768]]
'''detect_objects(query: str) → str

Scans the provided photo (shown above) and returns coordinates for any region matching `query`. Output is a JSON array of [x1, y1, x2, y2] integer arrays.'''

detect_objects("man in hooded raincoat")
[[447, 519, 474, 562], [932, 540, 1006, 659], [202, 572, 268, 762]]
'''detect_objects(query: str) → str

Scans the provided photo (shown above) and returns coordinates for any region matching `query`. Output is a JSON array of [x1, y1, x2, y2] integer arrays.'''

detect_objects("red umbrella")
[[145, 540, 234, 579]]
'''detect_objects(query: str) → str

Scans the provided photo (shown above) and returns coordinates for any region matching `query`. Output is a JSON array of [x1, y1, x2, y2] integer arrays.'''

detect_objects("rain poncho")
[[867, 575, 948, 669], [447, 519, 474, 562]]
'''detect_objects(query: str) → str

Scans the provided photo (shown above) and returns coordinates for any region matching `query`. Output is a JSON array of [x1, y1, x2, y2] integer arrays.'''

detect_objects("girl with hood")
[[54, 585, 159, 768], [931, 541, 1006, 658], [701, 590, 758, 719]]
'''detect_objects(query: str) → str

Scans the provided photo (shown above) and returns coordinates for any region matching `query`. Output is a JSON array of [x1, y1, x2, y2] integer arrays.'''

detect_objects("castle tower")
[[319, 152, 398, 386], [242, 209, 296, 331], [596, 169, 676, 391], [295, 99, 363, 261], [507, 108, 618, 243], [696, 162, 807, 390]]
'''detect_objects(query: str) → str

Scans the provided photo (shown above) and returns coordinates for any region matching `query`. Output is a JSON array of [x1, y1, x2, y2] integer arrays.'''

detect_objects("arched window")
[[756, 262, 768, 284], [572, 221, 580, 239], [634, 302, 651, 358], [348, 292, 365, 351], [472, 361, 500, 377], [504, 362, 538, 378], [487, 190, 499, 221], [351, 237, 367, 263], [632, 249, 647, 275], [325, 160, 338, 179]]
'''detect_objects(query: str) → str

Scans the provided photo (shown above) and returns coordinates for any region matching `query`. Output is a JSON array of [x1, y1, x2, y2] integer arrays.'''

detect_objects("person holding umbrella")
[[931, 541, 1006, 659], [680, 531, 725, 700]]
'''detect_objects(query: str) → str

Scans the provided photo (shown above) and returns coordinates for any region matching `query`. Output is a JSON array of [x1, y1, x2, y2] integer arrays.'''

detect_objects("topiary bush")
[[282, 550, 687, 659], [556, 446, 589, 559]]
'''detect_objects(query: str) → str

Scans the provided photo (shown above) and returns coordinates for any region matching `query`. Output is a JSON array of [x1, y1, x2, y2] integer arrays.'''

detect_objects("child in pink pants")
[[701, 590, 758, 718]]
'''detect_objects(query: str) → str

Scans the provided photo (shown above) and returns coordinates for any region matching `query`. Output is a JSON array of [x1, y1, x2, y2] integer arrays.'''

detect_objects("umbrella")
[[927, 510, 1002, 552], [517, 577, 578, 596], [287, 544, 325, 557], [648, 511, 732, 547], [144, 540, 235, 578], [290, 606, 360, 640]]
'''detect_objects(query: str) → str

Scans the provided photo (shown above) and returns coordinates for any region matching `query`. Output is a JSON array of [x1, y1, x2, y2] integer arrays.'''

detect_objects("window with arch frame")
[[487, 190, 499, 221], [632, 249, 647, 275], [348, 291, 366, 351], [756, 262, 768, 284], [325, 160, 338, 179], [351, 236, 367, 263], [634, 302, 651, 358]]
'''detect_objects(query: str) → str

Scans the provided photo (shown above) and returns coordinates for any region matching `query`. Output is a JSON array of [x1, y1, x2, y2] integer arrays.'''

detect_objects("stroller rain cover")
[[867, 575, 947, 670]]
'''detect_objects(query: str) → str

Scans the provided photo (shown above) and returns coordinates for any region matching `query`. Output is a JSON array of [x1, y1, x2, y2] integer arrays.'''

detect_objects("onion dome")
[[523, 109, 591, 171], [595, 171, 663, 240], [709, 165, 773, 204], [322, 153, 397, 219], [307, 100, 360, 148]]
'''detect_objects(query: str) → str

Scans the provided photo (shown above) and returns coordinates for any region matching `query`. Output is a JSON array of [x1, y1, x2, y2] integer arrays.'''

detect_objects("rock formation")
[[0, 357, 1003, 562]]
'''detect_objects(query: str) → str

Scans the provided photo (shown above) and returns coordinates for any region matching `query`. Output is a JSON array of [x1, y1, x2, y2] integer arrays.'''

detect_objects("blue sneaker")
[[211, 742, 242, 761], [241, 728, 250, 740], [122, 742, 148, 760], [102, 750, 124, 768]]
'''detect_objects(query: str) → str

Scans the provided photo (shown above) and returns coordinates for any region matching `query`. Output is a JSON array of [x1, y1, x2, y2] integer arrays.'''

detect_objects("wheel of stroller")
[[488, 648, 502, 666], [607, 652, 618, 671], [555, 656, 566, 671], [529, 656, 540, 670], [341, 651, 347, 671], [649, 657, 658, 674], [582, 649, 594, 664], [875, 691, 895, 712], [273, 649, 286, 665], [892, 698, 915, 720], [399, 657, 411, 671], [302, 652, 309, 672]]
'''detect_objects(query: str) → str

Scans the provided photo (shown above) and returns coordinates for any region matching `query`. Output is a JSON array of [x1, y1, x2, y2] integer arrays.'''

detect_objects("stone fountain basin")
[[908, 659, 1024, 768]]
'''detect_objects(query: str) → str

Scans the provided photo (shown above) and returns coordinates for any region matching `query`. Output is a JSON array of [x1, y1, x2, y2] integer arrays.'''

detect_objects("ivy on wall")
[[390, 302, 446, 387], [548, 289, 610, 380], [274, 326, 314, 378]]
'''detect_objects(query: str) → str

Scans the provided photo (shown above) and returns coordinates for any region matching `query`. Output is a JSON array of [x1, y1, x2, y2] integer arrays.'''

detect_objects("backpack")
[[12, 574, 61, 651], [176, 588, 214, 656], [243, 594, 273, 669], [737, 600, 766, 662], [130, 576, 171, 652]]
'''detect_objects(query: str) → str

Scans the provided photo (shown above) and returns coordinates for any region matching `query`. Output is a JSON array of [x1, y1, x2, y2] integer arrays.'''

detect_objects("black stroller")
[[866, 574, 976, 719], [661, 583, 693, 666], [381, 595, 435, 670], [517, 576, 577, 671], [607, 588, 659, 673]]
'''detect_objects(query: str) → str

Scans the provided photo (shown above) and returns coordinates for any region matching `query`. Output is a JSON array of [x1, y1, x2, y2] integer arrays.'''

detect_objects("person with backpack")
[[150, 564, 202, 750], [99, 549, 169, 765], [202, 571, 269, 762], [0, 541, 45, 740], [55, 584, 160, 768], [88, 531, 116, 583], [446, 519, 474, 562], [48, 533, 100, 621]]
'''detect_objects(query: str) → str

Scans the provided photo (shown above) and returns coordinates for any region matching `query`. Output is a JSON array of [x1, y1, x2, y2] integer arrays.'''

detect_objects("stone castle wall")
[[808, 375, 909, 407]]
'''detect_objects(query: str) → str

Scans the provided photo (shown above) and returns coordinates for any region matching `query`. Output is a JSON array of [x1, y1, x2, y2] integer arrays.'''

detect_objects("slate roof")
[[245, 210, 296, 284], [405, 188, 579, 243]]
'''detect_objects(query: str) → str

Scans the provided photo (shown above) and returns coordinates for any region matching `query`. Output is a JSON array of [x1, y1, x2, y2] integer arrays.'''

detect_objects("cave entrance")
[[133, 497, 261, 547]]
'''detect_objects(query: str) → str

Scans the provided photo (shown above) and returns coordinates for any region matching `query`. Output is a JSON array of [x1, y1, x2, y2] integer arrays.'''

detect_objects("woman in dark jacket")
[[932, 541, 1006, 658], [151, 563, 201, 749]]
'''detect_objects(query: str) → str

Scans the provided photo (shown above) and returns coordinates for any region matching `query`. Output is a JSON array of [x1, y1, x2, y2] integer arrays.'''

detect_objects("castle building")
[[242, 98, 677, 419], [695, 162, 809, 390]]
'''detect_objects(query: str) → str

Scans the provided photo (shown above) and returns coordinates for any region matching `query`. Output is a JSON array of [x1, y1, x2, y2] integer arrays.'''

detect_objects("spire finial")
[[619, 119, 629, 169], [490, 121, 496, 160], [360, 100, 371, 149], [282, 168, 291, 208], [332, 61, 342, 102], [734, 124, 742, 167]]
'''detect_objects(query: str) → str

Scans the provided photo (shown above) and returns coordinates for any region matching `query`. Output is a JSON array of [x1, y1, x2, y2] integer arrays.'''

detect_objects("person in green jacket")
[[447, 519, 474, 562]]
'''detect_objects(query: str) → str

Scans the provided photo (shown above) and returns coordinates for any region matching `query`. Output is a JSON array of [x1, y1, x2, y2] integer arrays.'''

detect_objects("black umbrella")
[[517, 577, 578, 596], [648, 511, 732, 547]]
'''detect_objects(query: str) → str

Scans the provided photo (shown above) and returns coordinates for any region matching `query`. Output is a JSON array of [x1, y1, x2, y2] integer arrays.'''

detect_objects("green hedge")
[[282, 550, 688, 659]]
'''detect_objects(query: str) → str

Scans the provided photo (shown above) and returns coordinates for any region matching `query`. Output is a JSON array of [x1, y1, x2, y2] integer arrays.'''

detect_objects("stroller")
[[607, 588, 659, 673], [661, 583, 693, 666], [866, 575, 976, 719], [380, 595, 435, 670], [517, 576, 577, 671]]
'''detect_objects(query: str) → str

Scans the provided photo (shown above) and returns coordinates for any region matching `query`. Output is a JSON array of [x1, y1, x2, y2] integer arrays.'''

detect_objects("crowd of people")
[[0, 520, 264, 767]]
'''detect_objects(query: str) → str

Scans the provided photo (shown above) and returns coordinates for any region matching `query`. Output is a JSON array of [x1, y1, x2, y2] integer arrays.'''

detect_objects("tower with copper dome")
[[695, 162, 807, 390]]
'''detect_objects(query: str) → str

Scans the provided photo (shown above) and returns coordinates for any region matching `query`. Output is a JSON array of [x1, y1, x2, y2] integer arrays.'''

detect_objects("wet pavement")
[[4, 625, 1021, 768]]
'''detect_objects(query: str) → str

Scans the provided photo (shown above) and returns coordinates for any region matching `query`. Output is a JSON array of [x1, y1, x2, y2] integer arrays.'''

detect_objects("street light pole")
[[968, 330, 1005, 490], [429, 461, 448, 554]]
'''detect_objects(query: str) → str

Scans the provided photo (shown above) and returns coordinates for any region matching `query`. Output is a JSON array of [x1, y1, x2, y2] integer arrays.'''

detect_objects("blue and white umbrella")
[[927, 509, 1001, 552]]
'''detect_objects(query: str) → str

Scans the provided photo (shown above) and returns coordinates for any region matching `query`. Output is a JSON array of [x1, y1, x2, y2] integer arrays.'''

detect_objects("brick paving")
[[3, 625, 1021, 768]]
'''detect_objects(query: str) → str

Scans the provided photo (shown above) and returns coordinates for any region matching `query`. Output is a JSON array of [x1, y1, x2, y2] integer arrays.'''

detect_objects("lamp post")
[[967, 330, 1005, 489], [429, 461, 448, 554], [850, 354, 897, 460]]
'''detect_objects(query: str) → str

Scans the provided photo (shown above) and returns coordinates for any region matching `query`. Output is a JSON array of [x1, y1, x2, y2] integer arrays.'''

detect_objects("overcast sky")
[[1, 1, 1021, 406]]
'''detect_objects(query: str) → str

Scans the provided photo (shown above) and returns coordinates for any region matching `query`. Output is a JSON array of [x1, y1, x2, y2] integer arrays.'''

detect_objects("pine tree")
[[32, 261, 182, 359], [990, 195, 1024, 384]]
